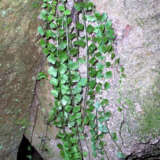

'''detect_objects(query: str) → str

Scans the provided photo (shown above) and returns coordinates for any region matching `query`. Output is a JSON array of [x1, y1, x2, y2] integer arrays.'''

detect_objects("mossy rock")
[[0, 0, 42, 159]]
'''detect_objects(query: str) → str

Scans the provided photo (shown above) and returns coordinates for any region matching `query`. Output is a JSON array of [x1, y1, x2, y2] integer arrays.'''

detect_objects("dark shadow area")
[[17, 136, 43, 160], [125, 140, 160, 160]]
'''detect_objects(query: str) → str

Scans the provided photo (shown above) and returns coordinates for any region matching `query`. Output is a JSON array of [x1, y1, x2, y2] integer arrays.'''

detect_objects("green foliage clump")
[[37, 0, 125, 159]]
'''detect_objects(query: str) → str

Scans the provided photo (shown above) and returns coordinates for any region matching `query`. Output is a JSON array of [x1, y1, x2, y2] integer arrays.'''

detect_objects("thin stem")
[[64, 14, 84, 159], [82, 9, 89, 117], [102, 106, 123, 153]]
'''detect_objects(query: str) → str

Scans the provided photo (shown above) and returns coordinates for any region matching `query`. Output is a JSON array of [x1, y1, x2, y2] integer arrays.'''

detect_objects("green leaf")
[[78, 58, 85, 64], [88, 113, 96, 121], [50, 23, 57, 29], [64, 9, 71, 16], [106, 45, 113, 52], [104, 82, 110, 90], [83, 116, 89, 125], [83, 151, 88, 157], [117, 152, 126, 159], [85, 15, 96, 22], [50, 78, 58, 86], [95, 12, 103, 21], [37, 26, 44, 36], [48, 14, 53, 22], [111, 132, 118, 141], [77, 118, 82, 126], [96, 63, 104, 70], [61, 96, 71, 106], [39, 39, 46, 48], [70, 115, 76, 122], [74, 94, 82, 104], [59, 41, 67, 50], [61, 85, 69, 95], [98, 123, 108, 133], [85, 1, 94, 10], [96, 70, 103, 79], [89, 68, 97, 77], [105, 20, 112, 29], [59, 64, 67, 74], [60, 74, 68, 84], [26, 155, 32, 160], [89, 80, 96, 89], [120, 66, 125, 72], [46, 30, 55, 38], [56, 131, 65, 139], [68, 61, 79, 71], [70, 48, 79, 56], [101, 99, 109, 106], [99, 24, 105, 32], [88, 43, 97, 53], [74, 2, 83, 11], [95, 52, 104, 60], [106, 28, 115, 40], [48, 66, 57, 77], [37, 72, 47, 80], [76, 23, 84, 31], [59, 29, 65, 37], [118, 107, 123, 112], [75, 112, 81, 119], [48, 43, 56, 52], [39, 10, 47, 21], [87, 24, 94, 34], [51, 89, 58, 97], [106, 62, 111, 68], [115, 58, 120, 64], [89, 57, 97, 65], [65, 105, 72, 113], [73, 106, 81, 113], [58, 5, 65, 11], [73, 85, 82, 94], [59, 52, 68, 63], [92, 150, 97, 158], [47, 54, 56, 64], [105, 71, 112, 78], [42, 48, 49, 55], [78, 78, 87, 87], [69, 33, 76, 40], [57, 143, 63, 150], [104, 111, 112, 120], [94, 102, 101, 110], [67, 17, 72, 25], [96, 83, 102, 93], [111, 53, 115, 60], [98, 44, 108, 53], [68, 121, 75, 128], [71, 72, 80, 82], [74, 40, 86, 48]]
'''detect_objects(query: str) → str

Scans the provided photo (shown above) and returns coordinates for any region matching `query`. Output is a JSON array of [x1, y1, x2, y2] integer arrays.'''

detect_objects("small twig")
[[82, 9, 89, 118]]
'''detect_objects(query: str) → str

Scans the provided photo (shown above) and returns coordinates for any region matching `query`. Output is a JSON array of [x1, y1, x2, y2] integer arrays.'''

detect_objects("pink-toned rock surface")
[[1, 0, 160, 159], [92, 0, 160, 159]]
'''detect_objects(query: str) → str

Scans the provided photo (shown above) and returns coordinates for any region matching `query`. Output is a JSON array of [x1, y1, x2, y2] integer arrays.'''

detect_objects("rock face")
[[0, 0, 43, 159], [1, 0, 160, 160], [93, 0, 160, 159]]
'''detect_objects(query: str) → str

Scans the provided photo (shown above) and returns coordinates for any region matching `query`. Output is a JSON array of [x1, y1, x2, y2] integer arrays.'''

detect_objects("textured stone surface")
[[0, 0, 42, 159], [1, 0, 160, 159], [24, 62, 62, 160], [93, 0, 160, 159]]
